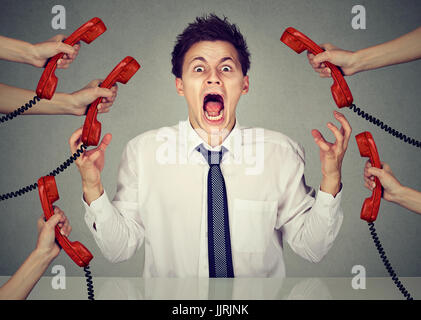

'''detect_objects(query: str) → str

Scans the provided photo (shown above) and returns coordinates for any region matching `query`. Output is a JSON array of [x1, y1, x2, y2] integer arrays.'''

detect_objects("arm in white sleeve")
[[83, 139, 145, 263], [276, 145, 343, 263]]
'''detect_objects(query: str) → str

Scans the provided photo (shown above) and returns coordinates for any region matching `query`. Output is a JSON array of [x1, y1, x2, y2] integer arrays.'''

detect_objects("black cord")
[[47, 144, 87, 177], [0, 182, 38, 201], [84, 265, 95, 301], [349, 103, 421, 149], [368, 222, 413, 300], [0, 96, 41, 124], [0, 144, 87, 202]]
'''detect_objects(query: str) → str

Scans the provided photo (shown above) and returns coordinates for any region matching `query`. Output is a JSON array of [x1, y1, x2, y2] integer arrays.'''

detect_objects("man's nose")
[[206, 70, 222, 85]]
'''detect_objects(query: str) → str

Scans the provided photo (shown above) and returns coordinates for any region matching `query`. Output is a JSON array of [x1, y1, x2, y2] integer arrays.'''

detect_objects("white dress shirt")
[[83, 119, 343, 277]]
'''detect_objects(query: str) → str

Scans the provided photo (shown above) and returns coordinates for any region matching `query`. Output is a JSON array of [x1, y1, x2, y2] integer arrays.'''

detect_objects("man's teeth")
[[205, 110, 223, 121]]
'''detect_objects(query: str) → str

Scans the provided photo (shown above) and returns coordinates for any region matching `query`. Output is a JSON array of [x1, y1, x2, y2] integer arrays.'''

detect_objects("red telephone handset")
[[36, 17, 107, 100], [280, 27, 353, 108], [81, 56, 141, 146], [37, 175, 93, 267], [355, 131, 382, 222]]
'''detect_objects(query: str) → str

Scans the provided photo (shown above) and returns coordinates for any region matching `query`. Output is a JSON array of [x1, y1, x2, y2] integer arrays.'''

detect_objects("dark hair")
[[171, 14, 251, 78]]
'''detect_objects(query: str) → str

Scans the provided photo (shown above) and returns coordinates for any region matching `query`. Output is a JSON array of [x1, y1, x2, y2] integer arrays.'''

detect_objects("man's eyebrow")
[[219, 57, 235, 64], [188, 56, 207, 65], [188, 56, 236, 65]]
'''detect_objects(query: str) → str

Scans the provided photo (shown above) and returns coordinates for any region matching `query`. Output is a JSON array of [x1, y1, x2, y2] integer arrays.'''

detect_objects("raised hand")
[[69, 127, 112, 204], [311, 111, 352, 196]]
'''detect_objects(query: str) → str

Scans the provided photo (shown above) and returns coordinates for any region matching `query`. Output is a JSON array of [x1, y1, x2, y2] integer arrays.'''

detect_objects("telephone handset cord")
[[0, 96, 41, 124], [349, 103, 421, 149], [367, 222, 413, 300], [84, 265, 95, 300], [0, 144, 87, 201]]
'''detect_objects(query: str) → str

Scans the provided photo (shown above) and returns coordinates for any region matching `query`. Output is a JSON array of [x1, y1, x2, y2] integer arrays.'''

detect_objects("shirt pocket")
[[231, 199, 278, 253]]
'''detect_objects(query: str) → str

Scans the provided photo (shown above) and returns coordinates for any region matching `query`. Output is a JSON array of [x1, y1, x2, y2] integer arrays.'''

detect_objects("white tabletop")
[[1, 276, 420, 300]]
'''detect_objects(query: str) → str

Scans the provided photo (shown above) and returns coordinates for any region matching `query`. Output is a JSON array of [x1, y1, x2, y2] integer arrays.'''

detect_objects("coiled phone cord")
[[0, 144, 87, 201], [0, 96, 41, 124], [84, 265, 95, 300], [349, 104, 421, 149], [368, 222, 413, 300]]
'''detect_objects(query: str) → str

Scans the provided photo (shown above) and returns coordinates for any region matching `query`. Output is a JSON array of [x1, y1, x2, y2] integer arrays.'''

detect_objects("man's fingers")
[[381, 162, 392, 173], [60, 216, 71, 237], [319, 43, 337, 51], [364, 166, 374, 179], [94, 87, 114, 99], [307, 51, 315, 60], [326, 121, 343, 147], [97, 133, 112, 152], [333, 111, 352, 148], [313, 67, 330, 74], [49, 34, 66, 42], [366, 167, 383, 184], [44, 212, 62, 231], [52, 206, 71, 236], [56, 41, 76, 56], [364, 181, 375, 191], [87, 78, 103, 88], [37, 215, 45, 233], [110, 83, 118, 94], [321, 67, 331, 74], [311, 129, 330, 152], [97, 104, 112, 113], [313, 51, 331, 65], [68, 127, 84, 154], [319, 72, 332, 78]]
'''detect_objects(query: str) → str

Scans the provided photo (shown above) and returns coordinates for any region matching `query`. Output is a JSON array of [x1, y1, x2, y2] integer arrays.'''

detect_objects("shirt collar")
[[183, 117, 243, 162]]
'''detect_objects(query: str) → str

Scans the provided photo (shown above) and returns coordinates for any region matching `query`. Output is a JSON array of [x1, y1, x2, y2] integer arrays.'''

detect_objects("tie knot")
[[196, 144, 226, 165]]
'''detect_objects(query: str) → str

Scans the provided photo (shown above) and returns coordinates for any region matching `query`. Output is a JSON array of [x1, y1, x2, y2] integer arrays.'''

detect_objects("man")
[[69, 14, 352, 277]]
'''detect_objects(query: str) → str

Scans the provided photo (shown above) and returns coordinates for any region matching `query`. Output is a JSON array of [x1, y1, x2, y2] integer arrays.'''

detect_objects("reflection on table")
[[1, 276, 418, 300]]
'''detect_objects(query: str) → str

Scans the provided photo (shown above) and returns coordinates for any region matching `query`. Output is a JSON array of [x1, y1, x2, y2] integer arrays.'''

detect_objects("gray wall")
[[0, 0, 420, 278]]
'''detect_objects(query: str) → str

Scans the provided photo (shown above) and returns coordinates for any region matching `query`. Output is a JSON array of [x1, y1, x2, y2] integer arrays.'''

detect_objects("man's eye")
[[194, 66, 205, 72], [221, 66, 232, 72]]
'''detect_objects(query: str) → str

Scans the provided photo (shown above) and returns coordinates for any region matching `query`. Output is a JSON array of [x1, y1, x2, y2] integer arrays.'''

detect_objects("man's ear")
[[175, 77, 184, 96], [241, 75, 249, 95]]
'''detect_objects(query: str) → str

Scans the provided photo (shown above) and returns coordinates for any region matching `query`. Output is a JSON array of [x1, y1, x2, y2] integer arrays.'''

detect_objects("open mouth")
[[203, 94, 224, 122]]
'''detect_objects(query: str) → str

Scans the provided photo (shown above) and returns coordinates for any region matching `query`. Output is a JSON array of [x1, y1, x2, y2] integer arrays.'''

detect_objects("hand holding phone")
[[36, 17, 107, 100], [37, 175, 93, 267], [82, 56, 140, 146], [280, 27, 353, 108], [356, 131, 382, 222]]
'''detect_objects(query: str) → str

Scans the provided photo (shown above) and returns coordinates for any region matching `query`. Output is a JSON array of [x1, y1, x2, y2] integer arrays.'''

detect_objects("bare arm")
[[0, 208, 71, 300], [355, 26, 421, 73], [307, 26, 421, 77], [0, 81, 118, 116], [364, 161, 421, 215], [0, 34, 77, 68], [393, 186, 421, 214]]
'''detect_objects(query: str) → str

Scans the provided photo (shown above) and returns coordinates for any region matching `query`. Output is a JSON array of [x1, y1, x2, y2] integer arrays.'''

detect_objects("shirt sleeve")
[[276, 144, 344, 263], [82, 139, 145, 263]]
